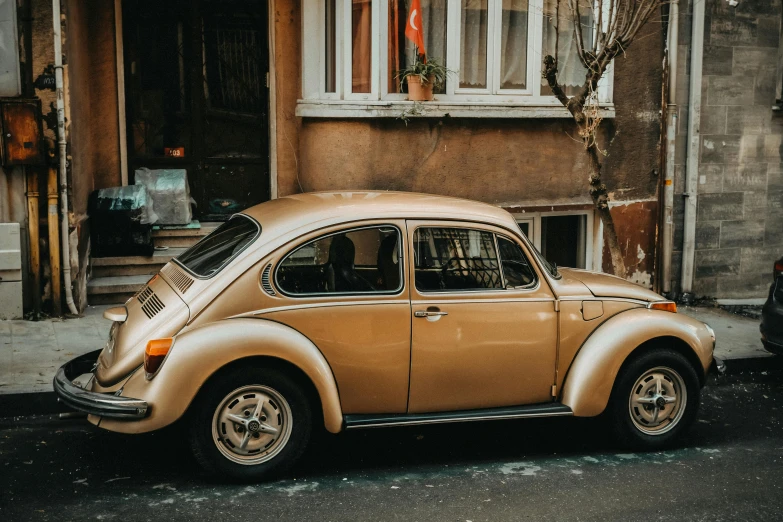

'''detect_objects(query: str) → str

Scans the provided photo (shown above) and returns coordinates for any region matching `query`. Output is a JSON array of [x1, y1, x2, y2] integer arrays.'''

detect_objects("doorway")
[[122, 0, 270, 220]]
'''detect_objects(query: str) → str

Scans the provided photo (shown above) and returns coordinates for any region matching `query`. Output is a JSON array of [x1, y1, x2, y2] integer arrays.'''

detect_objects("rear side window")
[[414, 228, 503, 292], [276, 226, 402, 295], [175, 215, 259, 277]]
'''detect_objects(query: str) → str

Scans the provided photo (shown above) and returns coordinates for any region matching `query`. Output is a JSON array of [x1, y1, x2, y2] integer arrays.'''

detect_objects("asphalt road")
[[0, 370, 781, 522]]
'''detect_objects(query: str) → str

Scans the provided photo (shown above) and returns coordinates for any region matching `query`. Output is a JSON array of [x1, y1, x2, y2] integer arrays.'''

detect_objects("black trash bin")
[[89, 185, 155, 257]]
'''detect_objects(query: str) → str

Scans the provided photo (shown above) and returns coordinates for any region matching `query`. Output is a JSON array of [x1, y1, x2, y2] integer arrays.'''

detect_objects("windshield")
[[175, 215, 260, 277]]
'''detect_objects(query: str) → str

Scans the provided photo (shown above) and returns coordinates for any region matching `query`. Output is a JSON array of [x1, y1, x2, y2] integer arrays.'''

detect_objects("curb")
[[1, 356, 780, 420]]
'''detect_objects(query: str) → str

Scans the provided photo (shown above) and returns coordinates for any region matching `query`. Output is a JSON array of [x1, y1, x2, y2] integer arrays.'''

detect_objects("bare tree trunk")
[[586, 143, 627, 277]]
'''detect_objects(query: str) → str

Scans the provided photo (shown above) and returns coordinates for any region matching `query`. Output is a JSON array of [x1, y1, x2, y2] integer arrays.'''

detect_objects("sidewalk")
[[0, 305, 111, 395], [0, 304, 774, 397]]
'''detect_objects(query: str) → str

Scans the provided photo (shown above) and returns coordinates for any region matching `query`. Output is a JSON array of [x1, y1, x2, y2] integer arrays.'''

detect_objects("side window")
[[276, 226, 402, 295], [497, 237, 537, 288], [414, 228, 503, 292]]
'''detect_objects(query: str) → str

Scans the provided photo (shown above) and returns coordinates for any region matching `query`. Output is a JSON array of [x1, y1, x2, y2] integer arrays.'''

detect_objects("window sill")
[[296, 100, 616, 119]]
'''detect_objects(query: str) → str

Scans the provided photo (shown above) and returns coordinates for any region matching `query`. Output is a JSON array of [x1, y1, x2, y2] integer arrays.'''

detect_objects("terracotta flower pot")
[[406, 75, 435, 101]]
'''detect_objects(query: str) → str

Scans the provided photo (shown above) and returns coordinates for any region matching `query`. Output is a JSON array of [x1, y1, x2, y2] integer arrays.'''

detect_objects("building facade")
[[669, 0, 783, 303], [3, 0, 670, 315]]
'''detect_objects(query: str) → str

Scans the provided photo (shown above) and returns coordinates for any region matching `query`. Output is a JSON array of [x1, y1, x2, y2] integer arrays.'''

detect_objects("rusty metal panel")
[[1, 99, 44, 166]]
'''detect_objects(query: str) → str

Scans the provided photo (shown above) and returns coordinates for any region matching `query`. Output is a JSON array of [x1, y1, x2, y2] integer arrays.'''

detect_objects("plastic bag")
[[91, 185, 157, 224], [134, 168, 193, 225]]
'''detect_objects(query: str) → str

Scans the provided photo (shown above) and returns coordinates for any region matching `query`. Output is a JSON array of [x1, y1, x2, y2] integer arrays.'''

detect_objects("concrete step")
[[87, 275, 152, 305], [91, 248, 186, 278], [152, 222, 219, 249]]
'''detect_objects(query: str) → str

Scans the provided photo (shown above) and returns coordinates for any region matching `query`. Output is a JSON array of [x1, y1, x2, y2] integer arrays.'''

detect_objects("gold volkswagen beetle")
[[55, 192, 722, 480]]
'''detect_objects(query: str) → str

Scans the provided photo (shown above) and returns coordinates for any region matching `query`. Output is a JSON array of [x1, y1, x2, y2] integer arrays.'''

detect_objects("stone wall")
[[672, 0, 783, 300]]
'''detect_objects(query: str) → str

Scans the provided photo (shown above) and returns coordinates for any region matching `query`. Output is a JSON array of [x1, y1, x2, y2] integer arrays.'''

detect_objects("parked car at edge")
[[761, 256, 783, 355], [55, 192, 722, 481]]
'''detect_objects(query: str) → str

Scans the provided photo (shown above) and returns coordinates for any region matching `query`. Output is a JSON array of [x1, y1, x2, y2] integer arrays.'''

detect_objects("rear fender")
[[560, 308, 714, 417], [96, 318, 344, 434]]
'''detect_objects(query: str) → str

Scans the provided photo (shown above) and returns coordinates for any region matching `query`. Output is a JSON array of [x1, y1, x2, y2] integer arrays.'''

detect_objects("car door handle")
[[414, 310, 448, 318]]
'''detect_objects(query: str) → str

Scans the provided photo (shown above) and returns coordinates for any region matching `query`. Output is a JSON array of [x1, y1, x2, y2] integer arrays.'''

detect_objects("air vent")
[[164, 264, 194, 294], [261, 264, 276, 296], [141, 293, 166, 319], [137, 286, 153, 302]]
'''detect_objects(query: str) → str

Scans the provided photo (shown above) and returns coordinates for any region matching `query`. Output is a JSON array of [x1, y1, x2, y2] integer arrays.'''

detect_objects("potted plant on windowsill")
[[396, 57, 453, 102]]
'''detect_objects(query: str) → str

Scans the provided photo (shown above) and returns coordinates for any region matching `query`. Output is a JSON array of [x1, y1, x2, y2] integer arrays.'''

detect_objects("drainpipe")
[[680, 0, 706, 302], [52, 0, 78, 315], [661, 0, 678, 296]]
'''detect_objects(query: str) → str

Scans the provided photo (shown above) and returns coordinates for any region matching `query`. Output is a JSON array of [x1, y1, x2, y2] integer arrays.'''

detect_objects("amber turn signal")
[[649, 301, 677, 313], [144, 338, 173, 377]]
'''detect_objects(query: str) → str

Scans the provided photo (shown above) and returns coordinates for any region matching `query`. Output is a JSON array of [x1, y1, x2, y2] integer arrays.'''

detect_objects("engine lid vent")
[[261, 264, 276, 296], [140, 292, 166, 319], [163, 264, 194, 294]]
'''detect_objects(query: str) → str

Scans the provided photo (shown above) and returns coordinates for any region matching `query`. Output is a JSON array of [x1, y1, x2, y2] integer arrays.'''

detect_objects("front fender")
[[561, 308, 714, 417], [94, 318, 344, 434]]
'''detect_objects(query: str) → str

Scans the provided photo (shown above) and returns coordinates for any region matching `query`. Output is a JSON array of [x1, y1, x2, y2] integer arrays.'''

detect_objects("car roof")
[[241, 191, 518, 239]]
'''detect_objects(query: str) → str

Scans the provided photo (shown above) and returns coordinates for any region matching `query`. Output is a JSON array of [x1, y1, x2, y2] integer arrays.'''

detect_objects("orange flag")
[[404, 0, 426, 56]]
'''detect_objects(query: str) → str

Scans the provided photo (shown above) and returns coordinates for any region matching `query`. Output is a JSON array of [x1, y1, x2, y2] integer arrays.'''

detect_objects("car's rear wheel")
[[189, 366, 312, 481], [608, 349, 700, 450]]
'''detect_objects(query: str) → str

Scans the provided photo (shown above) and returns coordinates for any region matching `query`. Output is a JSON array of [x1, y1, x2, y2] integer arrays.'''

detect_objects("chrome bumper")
[[53, 350, 148, 419]]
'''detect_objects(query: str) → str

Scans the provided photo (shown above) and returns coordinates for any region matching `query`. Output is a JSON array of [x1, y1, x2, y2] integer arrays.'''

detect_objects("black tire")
[[607, 348, 701, 450], [189, 366, 313, 481]]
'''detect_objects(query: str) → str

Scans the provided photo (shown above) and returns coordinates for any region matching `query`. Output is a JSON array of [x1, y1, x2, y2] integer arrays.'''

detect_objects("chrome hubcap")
[[211, 385, 292, 465], [628, 366, 686, 435]]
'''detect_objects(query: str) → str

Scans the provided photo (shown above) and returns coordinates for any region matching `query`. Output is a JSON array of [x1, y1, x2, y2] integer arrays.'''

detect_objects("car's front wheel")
[[189, 366, 312, 481], [608, 349, 700, 450]]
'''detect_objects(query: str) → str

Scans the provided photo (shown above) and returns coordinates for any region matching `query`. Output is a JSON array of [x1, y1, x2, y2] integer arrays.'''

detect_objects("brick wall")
[[673, 0, 783, 299]]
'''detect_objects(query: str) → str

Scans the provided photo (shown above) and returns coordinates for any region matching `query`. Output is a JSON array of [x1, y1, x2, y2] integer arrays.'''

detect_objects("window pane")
[[459, 0, 488, 89], [325, 0, 337, 92], [500, 0, 528, 90], [541, 215, 587, 269], [540, 0, 593, 96], [388, 0, 448, 94], [414, 228, 502, 292], [517, 221, 530, 237], [277, 227, 402, 294], [497, 237, 536, 288], [176, 216, 259, 277], [352, 0, 373, 93]]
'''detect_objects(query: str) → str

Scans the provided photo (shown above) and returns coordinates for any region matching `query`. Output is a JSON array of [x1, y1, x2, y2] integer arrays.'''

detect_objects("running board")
[[344, 403, 573, 429]]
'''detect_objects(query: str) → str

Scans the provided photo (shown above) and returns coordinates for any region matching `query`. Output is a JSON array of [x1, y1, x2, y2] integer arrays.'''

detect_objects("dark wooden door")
[[123, 0, 270, 221]]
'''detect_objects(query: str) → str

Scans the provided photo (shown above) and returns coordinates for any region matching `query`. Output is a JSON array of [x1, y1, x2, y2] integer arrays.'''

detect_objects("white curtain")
[[499, 0, 529, 89], [390, 0, 448, 93], [459, 0, 488, 88], [541, 0, 593, 95]]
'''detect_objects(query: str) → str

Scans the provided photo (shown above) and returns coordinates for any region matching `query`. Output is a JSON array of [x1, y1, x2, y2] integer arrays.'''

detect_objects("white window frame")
[[513, 210, 596, 271], [300, 0, 614, 116]]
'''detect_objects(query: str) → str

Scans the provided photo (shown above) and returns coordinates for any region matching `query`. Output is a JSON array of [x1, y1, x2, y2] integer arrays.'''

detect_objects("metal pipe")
[[661, 0, 678, 296], [25, 168, 41, 319], [52, 0, 77, 315], [48, 165, 62, 316], [680, 0, 706, 299]]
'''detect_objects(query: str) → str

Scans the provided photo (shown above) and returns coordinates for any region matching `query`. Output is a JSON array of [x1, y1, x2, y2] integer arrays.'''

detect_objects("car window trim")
[[173, 214, 261, 281], [274, 223, 405, 298]]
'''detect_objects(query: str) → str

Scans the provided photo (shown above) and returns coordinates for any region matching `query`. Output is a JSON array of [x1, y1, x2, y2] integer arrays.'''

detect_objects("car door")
[[407, 221, 558, 413]]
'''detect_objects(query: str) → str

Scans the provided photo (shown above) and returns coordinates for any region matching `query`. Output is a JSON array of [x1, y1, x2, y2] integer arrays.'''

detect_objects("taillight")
[[144, 338, 173, 379], [649, 301, 677, 313], [774, 260, 783, 280]]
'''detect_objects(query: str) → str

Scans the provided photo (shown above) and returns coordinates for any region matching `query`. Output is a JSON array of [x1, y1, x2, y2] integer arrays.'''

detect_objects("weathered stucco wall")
[[672, 0, 783, 299], [274, 0, 663, 279]]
